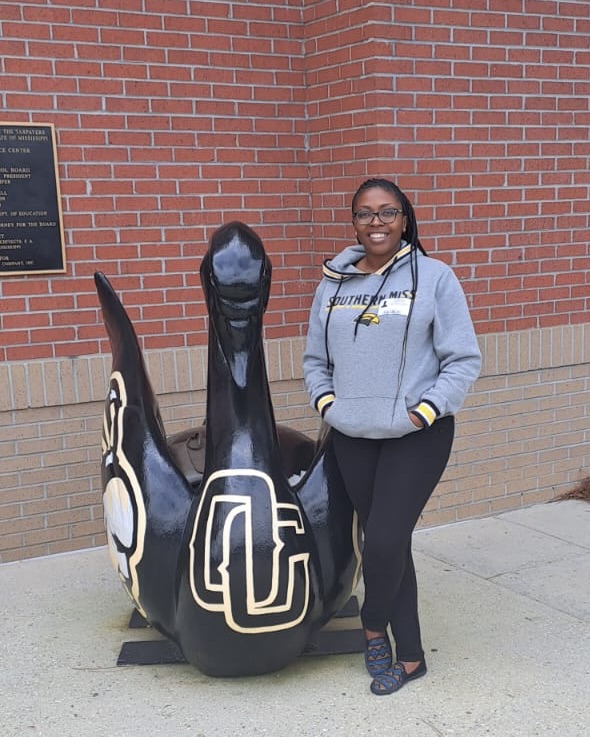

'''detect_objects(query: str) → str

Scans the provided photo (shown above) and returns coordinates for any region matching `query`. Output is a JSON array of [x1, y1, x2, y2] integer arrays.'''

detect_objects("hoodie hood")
[[322, 242, 412, 281]]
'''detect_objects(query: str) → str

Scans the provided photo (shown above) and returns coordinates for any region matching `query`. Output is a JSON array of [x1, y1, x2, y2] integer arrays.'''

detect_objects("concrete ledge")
[[2, 325, 590, 412]]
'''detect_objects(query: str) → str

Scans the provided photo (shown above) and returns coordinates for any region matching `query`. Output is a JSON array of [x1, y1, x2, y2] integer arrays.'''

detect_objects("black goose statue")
[[95, 221, 361, 676]]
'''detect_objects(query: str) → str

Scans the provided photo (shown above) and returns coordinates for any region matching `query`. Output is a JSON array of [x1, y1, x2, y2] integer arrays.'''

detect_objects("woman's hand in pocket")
[[408, 412, 424, 428]]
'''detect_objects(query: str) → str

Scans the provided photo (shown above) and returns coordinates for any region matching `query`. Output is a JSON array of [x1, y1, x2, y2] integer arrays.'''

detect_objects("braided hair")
[[351, 178, 427, 414]]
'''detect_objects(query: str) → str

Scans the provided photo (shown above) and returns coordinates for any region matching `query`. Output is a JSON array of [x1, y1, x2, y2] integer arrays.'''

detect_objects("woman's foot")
[[400, 659, 422, 674], [370, 659, 427, 696], [364, 629, 392, 677]]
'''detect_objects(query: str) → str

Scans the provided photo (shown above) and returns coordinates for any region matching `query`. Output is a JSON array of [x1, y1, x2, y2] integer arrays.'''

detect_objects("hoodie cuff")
[[411, 400, 440, 427], [315, 392, 335, 417]]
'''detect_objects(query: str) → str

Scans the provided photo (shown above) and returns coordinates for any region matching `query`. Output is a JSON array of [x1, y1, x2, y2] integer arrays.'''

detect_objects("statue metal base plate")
[[117, 597, 363, 667]]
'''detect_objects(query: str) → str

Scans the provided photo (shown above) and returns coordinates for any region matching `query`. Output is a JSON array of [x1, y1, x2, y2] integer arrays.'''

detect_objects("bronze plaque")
[[0, 123, 66, 276]]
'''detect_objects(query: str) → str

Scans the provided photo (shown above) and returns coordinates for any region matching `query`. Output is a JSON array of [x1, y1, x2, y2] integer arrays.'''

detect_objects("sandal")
[[370, 660, 427, 696], [364, 635, 392, 677]]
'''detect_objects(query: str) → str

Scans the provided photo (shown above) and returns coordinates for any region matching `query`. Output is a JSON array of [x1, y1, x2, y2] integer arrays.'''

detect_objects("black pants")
[[332, 416, 454, 662]]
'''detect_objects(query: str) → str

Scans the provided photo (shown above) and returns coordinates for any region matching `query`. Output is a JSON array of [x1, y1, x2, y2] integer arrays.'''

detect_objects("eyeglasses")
[[353, 207, 402, 225]]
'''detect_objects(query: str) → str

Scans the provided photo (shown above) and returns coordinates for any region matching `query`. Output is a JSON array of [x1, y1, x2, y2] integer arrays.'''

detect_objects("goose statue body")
[[96, 221, 361, 676]]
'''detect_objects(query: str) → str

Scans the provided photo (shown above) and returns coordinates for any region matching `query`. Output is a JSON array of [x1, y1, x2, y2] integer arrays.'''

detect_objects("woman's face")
[[352, 187, 408, 263]]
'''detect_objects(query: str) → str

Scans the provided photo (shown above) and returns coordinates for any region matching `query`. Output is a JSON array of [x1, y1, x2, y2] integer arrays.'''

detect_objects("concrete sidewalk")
[[1, 500, 588, 737]]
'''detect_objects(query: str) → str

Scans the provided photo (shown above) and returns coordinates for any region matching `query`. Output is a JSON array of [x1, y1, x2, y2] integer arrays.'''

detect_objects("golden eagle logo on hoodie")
[[356, 312, 380, 326]]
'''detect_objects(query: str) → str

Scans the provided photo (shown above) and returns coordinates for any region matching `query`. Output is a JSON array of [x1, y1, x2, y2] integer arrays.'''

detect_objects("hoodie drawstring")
[[324, 279, 343, 370]]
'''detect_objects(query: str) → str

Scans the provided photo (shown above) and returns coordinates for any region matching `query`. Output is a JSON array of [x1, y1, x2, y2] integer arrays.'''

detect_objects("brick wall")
[[1, 0, 590, 561], [0, 0, 312, 362], [0, 339, 311, 562], [304, 0, 590, 331], [2, 326, 590, 563]]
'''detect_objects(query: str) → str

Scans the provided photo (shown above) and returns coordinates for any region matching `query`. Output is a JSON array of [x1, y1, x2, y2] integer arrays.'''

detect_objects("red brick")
[[5, 344, 53, 361], [0, 0, 588, 360]]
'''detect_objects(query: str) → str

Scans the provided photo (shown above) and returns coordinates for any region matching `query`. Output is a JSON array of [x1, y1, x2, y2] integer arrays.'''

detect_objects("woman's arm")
[[303, 286, 336, 417], [420, 268, 482, 420]]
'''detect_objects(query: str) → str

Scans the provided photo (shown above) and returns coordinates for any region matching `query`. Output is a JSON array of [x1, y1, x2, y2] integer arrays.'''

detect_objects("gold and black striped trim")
[[411, 400, 440, 427], [322, 243, 412, 281], [316, 392, 336, 417]]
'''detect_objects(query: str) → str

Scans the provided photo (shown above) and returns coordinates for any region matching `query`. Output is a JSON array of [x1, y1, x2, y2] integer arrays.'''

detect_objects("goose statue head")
[[201, 221, 271, 386]]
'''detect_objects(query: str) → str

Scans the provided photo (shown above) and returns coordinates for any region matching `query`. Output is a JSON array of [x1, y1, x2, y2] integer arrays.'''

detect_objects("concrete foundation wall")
[[2, 323, 589, 563]]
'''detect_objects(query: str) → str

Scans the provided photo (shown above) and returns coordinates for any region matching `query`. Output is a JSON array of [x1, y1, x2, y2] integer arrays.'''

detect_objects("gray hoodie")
[[303, 242, 481, 439]]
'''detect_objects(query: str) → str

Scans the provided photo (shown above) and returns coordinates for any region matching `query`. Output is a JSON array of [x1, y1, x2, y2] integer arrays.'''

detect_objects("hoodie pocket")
[[324, 396, 421, 439]]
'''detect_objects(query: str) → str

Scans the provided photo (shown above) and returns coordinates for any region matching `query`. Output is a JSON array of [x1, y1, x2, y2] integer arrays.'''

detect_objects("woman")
[[303, 178, 481, 695]]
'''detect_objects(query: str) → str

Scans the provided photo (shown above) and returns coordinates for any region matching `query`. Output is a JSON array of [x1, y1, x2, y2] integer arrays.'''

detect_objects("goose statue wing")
[[95, 272, 194, 637]]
